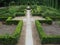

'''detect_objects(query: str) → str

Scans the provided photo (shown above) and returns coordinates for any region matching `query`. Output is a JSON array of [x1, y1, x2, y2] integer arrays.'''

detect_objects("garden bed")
[[41, 21, 60, 35], [0, 21, 17, 35], [0, 19, 23, 45], [35, 20, 60, 44]]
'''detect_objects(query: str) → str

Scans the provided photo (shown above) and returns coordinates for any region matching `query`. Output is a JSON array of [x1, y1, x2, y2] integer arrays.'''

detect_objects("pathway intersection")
[[12, 6, 44, 45], [12, 6, 59, 45]]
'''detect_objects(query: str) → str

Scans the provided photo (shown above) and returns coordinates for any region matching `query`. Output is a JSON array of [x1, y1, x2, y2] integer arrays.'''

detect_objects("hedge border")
[[0, 17, 8, 21], [0, 17, 23, 45], [32, 13, 42, 16], [38, 17, 52, 25], [15, 12, 25, 16], [35, 20, 60, 44]]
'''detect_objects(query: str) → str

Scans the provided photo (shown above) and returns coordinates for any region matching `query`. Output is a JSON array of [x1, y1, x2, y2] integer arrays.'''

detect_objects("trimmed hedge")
[[12, 20, 23, 39], [16, 12, 25, 16], [0, 17, 7, 21], [0, 6, 26, 18], [39, 17, 52, 25], [35, 20, 46, 38], [31, 5, 42, 16], [0, 20, 23, 45], [6, 17, 19, 25], [0, 17, 23, 45], [35, 20, 60, 44], [32, 13, 42, 16], [31, 5, 60, 20]]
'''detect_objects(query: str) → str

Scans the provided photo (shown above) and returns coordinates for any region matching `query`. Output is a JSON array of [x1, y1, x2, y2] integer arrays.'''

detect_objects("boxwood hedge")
[[0, 17, 7, 21], [6, 17, 19, 25], [35, 20, 60, 44], [31, 5, 60, 20], [0, 17, 23, 45], [39, 17, 52, 25], [16, 12, 25, 16]]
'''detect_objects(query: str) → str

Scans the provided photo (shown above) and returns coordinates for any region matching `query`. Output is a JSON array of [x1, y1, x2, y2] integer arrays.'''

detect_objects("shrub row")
[[0, 6, 26, 17], [6, 17, 19, 25], [0, 17, 7, 21], [40, 6, 60, 20], [12, 20, 23, 39], [35, 20, 47, 43], [39, 17, 52, 25], [31, 5, 60, 20], [32, 13, 42, 16], [0, 17, 23, 45], [35, 20, 60, 44], [16, 12, 25, 16], [31, 5, 42, 16], [0, 20, 23, 45]]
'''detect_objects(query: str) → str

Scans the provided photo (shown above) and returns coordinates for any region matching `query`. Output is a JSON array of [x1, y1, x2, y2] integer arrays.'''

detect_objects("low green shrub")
[[31, 5, 42, 16], [0, 20, 23, 45], [32, 13, 42, 16], [0, 17, 7, 21], [12, 20, 23, 39], [16, 12, 25, 16], [39, 17, 52, 25], [6, 17, 12, 21], [6, 20, 19, 25], [35, 20, 60, 44], [31, 5, 60, 19], [35, 20, 47, 42], [6, 17, 19, 25], [0, 6, 26, 18]]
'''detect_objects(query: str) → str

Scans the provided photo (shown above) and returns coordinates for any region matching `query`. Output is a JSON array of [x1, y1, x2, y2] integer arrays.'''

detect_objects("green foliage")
[[6, 17, 19, 25], [0, 5, 26, 17], [0, 17, 7, 21], [8, 6, 18, 14], [16, 12, 25, 16], [6, 17, 12, 21], [35, 20, 60, 44], [39, 17, 52, 25], [35, 20, 46, 41], [31, 5, 42, 16], [40, 6, 60, 20], [0, 20, 23, 45], [12, 20, 23, 39], [32, 5, 60, 20]]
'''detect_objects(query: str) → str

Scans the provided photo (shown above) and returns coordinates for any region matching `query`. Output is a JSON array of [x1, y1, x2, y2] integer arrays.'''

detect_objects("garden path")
[[13, 6, 42, 45], [12, 6, 60, 45]]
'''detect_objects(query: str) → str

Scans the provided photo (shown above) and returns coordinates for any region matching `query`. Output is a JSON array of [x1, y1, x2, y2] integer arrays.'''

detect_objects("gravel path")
[[32, 21, 41, 45], [25, 10, 33, 45], [12, 16, 26, 20]]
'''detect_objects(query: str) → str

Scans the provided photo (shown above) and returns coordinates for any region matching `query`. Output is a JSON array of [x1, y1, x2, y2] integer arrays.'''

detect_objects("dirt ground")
[[0, 22, 16, 35], [42, 22, 60, 35]]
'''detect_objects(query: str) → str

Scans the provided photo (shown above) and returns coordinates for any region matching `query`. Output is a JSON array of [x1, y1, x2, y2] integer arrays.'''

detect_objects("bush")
[[6, 17, 19, 25], [16, 12, 25, 16], [35, 20, 46, 41], [39, 17, 52, 25], [12, 20, 23, 39], [35, 20, 60, 44], [0, 17, 7, 21], [31, 5, 60, 19], [31, 5, 42, 16], [0, 20, 23, 45]]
